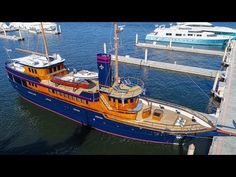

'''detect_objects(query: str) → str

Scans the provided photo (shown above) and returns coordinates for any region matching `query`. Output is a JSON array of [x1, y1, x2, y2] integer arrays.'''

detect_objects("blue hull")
[[6, 68, 218, 145], [145, 35, 228, 46]]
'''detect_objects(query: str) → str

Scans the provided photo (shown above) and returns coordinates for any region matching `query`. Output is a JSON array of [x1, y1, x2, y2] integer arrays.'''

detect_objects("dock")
[[135, 34, 224, 56], [0, 29, 24, 41], [209, 40, 236, 155], [136, 42, 224, 56], [0, 33, 24, 41], [111, 55, 218, 78]]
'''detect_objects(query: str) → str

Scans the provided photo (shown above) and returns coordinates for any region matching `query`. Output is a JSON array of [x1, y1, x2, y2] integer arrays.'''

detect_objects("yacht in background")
[[9, 22, 61, 34], [145, 24, 230, 46], [175, 22, 236, 38]]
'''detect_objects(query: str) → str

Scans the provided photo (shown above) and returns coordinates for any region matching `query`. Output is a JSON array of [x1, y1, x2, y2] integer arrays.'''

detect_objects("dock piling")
[[169, 40, 172, 48], [18, 29, 22, 39], [135, 34, 138, 44], [144, 48, 148, 63], [187, 144, 195, 155], [3, 29, 6, 36], [212, 71, 220, 94], [59, 25, 61, 33], [104, 43, 107, 54]]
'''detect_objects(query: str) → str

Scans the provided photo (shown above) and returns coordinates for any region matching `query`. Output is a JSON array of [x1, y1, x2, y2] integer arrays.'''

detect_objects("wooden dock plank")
[[111, 55, 218, 78], [136, 42, 224, 56], [209, 40, 236, 155], [0, 34, 24, 41]]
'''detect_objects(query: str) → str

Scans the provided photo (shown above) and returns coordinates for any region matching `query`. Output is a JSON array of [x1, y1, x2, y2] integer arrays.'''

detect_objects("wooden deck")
[[106, 98, 212, 133]]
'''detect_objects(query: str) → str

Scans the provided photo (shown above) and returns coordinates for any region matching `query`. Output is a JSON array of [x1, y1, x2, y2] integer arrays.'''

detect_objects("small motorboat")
[[73, 70, 98, 80], [51, 75, 89, 89]]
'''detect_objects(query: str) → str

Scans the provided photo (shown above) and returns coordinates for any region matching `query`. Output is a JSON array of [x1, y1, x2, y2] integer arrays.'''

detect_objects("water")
[[1, 22, 235, 155]]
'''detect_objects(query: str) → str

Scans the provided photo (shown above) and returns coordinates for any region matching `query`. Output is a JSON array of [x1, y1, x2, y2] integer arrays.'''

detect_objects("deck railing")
[[110, 77, 144, 98]]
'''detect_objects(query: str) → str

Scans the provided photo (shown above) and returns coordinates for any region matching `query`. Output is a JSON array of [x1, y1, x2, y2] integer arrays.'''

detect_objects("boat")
[[145, 23, 230, 46], [51, 76, 89, 89], [176, 22, 236, 38], [73, 70, 98, 80], [5, 22, 235, 145], [9, 22, 61, 34]]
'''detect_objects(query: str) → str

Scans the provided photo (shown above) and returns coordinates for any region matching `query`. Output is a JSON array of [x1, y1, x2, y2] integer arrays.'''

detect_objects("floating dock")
[[209, 40, 236, 155], [111, 55, 218, 78], [0, 33, 24, 41], [0, 28, 24, 41], [135, 34, 224, 56], [136, 42, 224, 56]]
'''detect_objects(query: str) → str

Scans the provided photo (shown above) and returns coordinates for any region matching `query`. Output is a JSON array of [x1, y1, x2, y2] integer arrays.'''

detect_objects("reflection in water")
[[0, 132, 20, 152], [0, 126, 91, 155]]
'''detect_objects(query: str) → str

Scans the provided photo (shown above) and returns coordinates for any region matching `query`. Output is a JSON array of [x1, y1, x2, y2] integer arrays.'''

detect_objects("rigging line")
[[185, 73, 219, 109], [186, 73, 210, 99]]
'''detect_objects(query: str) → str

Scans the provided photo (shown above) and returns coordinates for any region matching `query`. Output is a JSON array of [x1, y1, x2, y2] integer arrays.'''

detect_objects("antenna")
[[40, 22, 49, 62]]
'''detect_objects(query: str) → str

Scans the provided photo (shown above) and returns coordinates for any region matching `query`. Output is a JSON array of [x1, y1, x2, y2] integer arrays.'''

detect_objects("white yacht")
[[175, 22, 236, 37], [145, 23, 231, 46], [9, 22, 61, 34]]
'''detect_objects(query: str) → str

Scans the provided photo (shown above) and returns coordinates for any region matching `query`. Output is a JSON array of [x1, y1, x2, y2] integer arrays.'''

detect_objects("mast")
[[40, 22, 49, 61], [114, 22, 119, 84]]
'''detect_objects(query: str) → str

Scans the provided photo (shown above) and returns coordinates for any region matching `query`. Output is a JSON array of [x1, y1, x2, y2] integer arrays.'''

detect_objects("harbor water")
[[1, 22, 235, 155]]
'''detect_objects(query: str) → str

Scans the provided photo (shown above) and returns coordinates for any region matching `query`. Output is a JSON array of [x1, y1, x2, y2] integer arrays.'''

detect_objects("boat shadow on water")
[[0, 97, 92, 155], [0, 126, 92, 155]]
